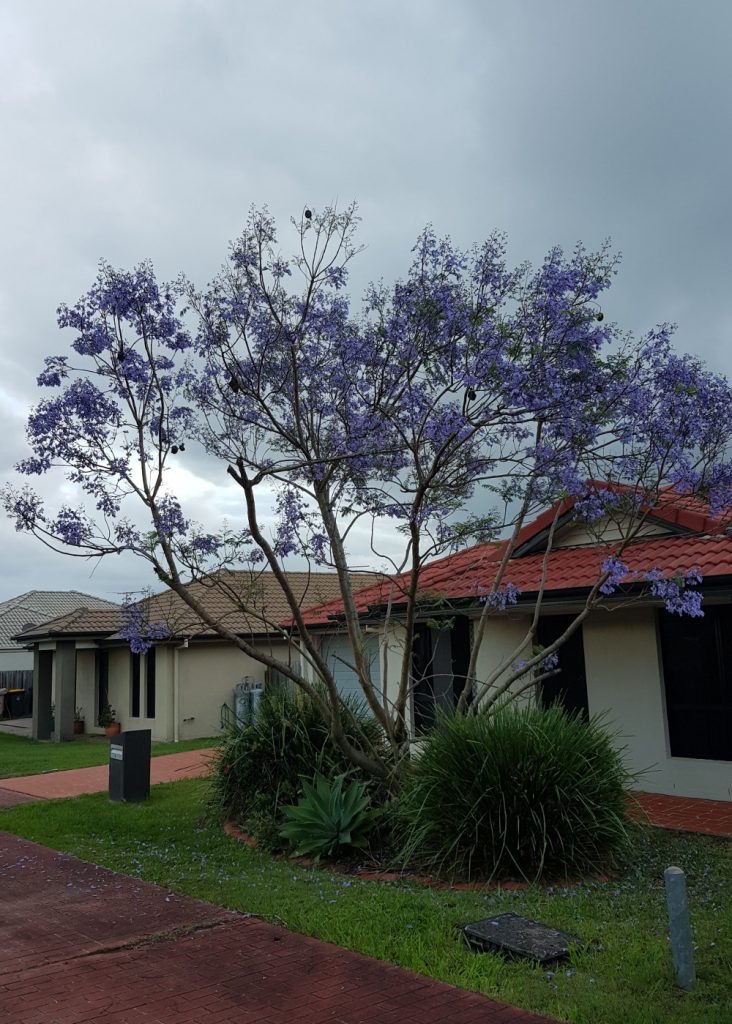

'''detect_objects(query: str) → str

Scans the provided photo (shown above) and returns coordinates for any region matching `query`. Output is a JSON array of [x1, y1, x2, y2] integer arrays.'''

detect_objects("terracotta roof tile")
[[300, 525, 732, 625]]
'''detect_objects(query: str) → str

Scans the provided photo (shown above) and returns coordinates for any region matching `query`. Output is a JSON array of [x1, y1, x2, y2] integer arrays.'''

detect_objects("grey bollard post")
[[664, 866, 695, 991]]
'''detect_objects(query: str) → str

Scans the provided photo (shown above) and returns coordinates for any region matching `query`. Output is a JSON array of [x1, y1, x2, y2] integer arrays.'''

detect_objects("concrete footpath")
[[0, 833, 555, 1024], [0, 748, 213, 807]]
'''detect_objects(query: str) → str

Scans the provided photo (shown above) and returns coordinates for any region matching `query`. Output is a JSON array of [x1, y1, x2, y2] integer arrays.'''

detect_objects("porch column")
[[54, 640, 77, 743], [31, 648, 53, 741]]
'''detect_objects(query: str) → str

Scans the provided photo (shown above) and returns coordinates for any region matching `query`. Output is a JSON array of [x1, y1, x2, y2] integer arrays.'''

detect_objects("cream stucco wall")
[[554, 517, 667, 548], [378, 623, 409, 720], [473, 613, 533, 704], [67, 637, 310, 742], [75, 649, 97, 730], [0, 650, 33, 672], [470, 606, 732, 800], [66, 646, 175, 741], [582, 608, 732, 800], [176, 639, 293, 740]]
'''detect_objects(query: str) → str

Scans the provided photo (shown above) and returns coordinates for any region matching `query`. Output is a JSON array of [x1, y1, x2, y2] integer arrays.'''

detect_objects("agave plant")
[[278, 773, 372, 859]]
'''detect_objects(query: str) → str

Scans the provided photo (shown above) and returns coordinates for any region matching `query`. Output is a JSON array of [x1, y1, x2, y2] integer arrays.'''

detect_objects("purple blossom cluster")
[[273, 488, 307, 558], [189, 533, 220, 556], [573, 488, 624, 523], [599, 556, 630, 595], [119, 600, 171, 654], [645, 568, 704, 617], [154, 496, 188, 539], [480, 582, 522, 610], [600, 558, 704, 616], [6, 487, 44, 531], [539, 651, 560, 672], [52, 506, 92, 547]]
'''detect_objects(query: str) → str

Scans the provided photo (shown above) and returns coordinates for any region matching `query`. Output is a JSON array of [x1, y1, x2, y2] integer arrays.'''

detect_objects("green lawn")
[[0, 732, 217, 779], [1, 779, 729, 1024]]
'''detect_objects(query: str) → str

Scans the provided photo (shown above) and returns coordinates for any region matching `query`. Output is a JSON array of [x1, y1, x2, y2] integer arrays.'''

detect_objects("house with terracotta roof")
[[16, 571, 377, 744], [15, 493, 732, 803], [298, 490, 732, 802]]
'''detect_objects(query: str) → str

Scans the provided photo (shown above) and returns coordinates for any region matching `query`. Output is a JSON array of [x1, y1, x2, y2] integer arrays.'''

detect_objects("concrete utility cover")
[[462, 911, 581, 963]]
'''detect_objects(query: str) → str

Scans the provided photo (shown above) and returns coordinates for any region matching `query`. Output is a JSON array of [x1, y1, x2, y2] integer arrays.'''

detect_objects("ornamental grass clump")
[[397, 704, 635, 882], [210, 687, 388, 845]]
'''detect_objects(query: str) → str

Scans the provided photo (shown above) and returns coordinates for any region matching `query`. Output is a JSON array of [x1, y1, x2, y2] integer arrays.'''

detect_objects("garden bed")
[[222, 820, 615, 891]]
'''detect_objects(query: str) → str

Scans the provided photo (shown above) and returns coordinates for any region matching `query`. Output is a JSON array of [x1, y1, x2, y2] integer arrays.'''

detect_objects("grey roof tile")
[[14, 572, 382, 643]]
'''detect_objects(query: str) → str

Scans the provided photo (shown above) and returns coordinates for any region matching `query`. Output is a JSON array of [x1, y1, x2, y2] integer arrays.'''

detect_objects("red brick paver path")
[[0, 789, 38, 809], [633, 790, 732, 838], [0, 748, 213, 803], [0, 833, 555, 1024]]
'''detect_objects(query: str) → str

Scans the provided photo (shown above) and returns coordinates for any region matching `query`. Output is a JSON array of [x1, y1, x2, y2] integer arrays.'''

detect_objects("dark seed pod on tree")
[[304, 209, 312, 220], [171, 445, 178, 454], [117, 345, 126, 361], [228, 375, 240, 393]]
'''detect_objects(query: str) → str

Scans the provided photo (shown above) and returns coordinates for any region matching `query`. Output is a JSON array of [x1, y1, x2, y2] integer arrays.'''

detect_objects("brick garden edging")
[[222, 821, 605, 891]]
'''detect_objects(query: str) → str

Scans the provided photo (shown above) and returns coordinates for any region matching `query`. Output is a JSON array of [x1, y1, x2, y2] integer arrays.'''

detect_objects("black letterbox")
[[108, 729, 151, 802]]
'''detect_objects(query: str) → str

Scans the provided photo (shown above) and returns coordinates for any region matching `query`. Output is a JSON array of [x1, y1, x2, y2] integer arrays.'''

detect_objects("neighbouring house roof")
[[14, 570, 383, 645], [0, 591, 119, 650], [16, 608, 123, 641], [108, 569, 384, 641], [299, 491, 732, 626]]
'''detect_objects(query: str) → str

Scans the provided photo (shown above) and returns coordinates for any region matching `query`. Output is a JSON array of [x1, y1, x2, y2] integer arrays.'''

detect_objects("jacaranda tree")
[[5, 204, 732, 783]]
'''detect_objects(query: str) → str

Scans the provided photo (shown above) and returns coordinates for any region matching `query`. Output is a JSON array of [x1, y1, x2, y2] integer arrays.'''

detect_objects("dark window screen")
[[131, 653, 141, 718], [659, 606, 732, 760], [537, 615, 589, 722], [96, 651, 109, 725], [146, 649, 156, 718]]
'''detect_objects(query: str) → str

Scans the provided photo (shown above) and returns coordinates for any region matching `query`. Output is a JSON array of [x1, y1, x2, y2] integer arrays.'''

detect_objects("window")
[[537, 615, 589, 722], [659, 606, 732, 760], [131, 653, 141, 718], [95, 651, 109, 725], [146, 649, 156, 719]]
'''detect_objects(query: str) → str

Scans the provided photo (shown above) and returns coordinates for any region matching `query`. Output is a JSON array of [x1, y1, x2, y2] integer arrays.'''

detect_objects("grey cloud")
[[1, 0, 731, 598]]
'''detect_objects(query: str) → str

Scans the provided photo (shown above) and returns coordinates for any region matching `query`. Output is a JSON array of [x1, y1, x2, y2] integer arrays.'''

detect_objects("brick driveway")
[[0, 833, 555, 1024]]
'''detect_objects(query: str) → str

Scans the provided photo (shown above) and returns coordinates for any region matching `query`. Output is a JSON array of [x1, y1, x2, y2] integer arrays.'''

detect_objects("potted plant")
[[99, 704, 120, 736], [73, 706, 85, 735]]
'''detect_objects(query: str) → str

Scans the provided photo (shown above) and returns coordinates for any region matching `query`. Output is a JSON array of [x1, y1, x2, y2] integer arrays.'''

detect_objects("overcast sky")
[[1, 0, 731, 604]]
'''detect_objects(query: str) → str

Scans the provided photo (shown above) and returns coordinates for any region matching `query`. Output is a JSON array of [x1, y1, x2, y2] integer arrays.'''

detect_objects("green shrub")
[[279, 773, 372, 858], [397, 704, 635, 881], [210, 687, 388, 845]]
